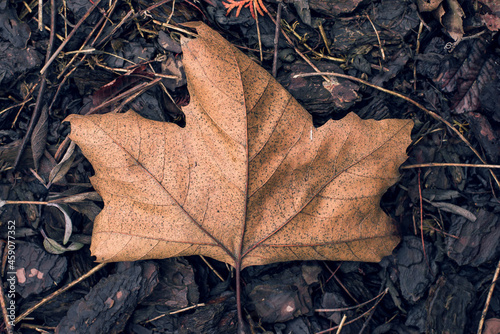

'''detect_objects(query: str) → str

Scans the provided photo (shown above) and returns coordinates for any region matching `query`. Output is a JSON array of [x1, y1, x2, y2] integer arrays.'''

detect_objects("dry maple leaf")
[[66, 22, 412, 271]]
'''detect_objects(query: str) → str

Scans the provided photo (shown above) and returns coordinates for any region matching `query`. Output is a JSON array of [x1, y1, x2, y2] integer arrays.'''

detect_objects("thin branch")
[[402, 163, 500, 169], [477, 259, 500, 334], [272, 1, 282, 77], [40, 0, 102, 75], [14, 263, 107, 325]]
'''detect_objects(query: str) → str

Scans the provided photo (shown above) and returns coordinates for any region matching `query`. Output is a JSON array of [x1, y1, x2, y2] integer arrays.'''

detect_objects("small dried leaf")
[[480, 0, 500, 32], [31, 105, 49, 170], [54, 191, 103, 203], [430, 202, 477, 222], [43, 236, 84, 254], [417, 0, 443, 12], [48, 141, 76, 185], [47, 203, 73, 244], [441, 0, 464, 42]]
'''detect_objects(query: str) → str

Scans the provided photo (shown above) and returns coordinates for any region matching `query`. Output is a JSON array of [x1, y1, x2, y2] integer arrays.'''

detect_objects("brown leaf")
[[441, 0, 464, 42], [434, 38, 500, 115], [31, 104, 48, 171], [65, 22, 412, 269], [480, 0, 500, 32]]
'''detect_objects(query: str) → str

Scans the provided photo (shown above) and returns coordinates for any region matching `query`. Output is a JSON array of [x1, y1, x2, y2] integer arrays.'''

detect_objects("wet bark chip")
[[446, 209, 500, 267], [426, 275, 475, 334], [55, 261, 158, 334], [16, 242, 67, 299]]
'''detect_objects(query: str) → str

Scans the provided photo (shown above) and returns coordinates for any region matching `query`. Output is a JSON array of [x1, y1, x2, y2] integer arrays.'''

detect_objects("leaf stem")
[[235, 261, 245, 333]]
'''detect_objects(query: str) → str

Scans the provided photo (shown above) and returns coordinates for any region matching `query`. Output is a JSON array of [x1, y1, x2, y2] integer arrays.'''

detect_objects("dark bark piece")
[[16, 242, 67, 299], [446, 209, 500, 266], [371, 48, 410, 86], [0, 42, 41, 85], [245, 265, 314, 323], [56, 261, 158, 334], [373, 322, 420, 334], [395, 236, 437, 303], [434, 38, 500, 114], [308, 0, 363, 16], [141, 258, 199, 309], [319, 291, 359, 330], [175, 291, 237, 334], [280, 317, 323, 334], [426, 275, 475, 334], [328, 0, 418, 54], [466, 112, 500, 163], [479, 79, 500, 122], [31, 105, 49, 171], [0, 3, 31, 48], [370, 0, 419, 36], [277, 62, 359, 115]]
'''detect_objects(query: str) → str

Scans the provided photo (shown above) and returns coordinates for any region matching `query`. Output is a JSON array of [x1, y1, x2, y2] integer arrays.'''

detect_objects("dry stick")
[[315, 289, 388, 334], [402, 163, 500, 169], [88, 77, 162, 115], [366, 14, 385, 60], [14, 263, 107, 325], [414, 20, 424, 91], [418, 169, 432, 274], [335, 314, 347, 334], [293, 72, 500, 189], [199, 255, 224, 282], [254, 5, 263, 62], [271, 1, 282, 77], [38, 0, 43, 31], [0, 244, 14, 334], [56, 0, 115, 79], [315, 288, 388, 313], [40, 0, 102, 75], [477, 258, 500, 334], [143, 303, 206, 323], [265, 12, 335, 84], [13, 0, 56, 170]]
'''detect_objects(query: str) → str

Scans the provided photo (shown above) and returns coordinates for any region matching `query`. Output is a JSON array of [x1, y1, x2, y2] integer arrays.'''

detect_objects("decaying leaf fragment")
[[66, 22, 413, 270]]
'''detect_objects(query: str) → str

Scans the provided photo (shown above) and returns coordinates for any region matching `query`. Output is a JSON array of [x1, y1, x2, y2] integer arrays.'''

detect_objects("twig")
[[254, 4, 263, 62], [293, 72, 500, 190], [265, 14, 336, 84], [153, 20, 198, 37], [318, 22, 331, 55], [335, 314, 347, 334], [57, 0, 117, 79], [477, 259, 500, 334], [38, 0, 43, 31], [315, 289, 388, 334], [272, 1, 282, 77], [402, 163, 500, 169], [14, 263, 107, 325], [40, 0, 102, 75], [315, 288, 388, 313], [88, 77, 162, 115], [143, 303, 206, 323], [366, 14, 385, 60], [418, 169, 432, 273], [199, 255, 224, 282], [13, 0, 56, 170], [414, 20, 424, 91]]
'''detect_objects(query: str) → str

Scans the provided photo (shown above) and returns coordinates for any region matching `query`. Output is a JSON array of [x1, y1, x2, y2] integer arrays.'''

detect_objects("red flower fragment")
[[223, 0, 269, 18]]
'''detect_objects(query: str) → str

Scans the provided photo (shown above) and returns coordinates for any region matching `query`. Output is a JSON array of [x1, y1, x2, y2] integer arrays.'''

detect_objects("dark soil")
[[0, 0, 499, 333]]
